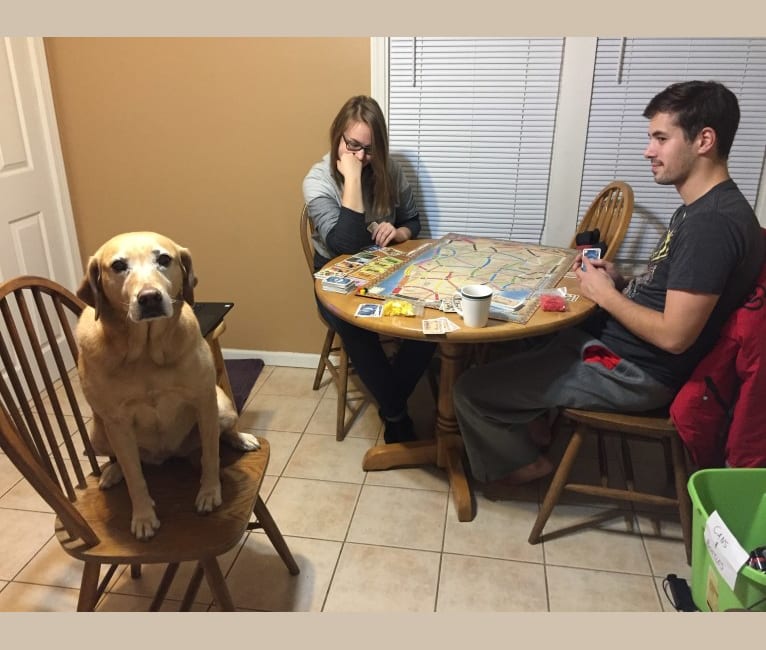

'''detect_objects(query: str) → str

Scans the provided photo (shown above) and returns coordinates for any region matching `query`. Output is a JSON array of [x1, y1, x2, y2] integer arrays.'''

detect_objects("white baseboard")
[[222, 348, 320, 369]]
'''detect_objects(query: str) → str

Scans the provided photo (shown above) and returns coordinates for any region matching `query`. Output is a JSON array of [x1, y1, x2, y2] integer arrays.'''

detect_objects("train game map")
[[359, 233, 577, 323]]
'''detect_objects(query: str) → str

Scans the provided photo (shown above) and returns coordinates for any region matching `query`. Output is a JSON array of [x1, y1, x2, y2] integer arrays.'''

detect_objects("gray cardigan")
[[302, 153, 422, 265]]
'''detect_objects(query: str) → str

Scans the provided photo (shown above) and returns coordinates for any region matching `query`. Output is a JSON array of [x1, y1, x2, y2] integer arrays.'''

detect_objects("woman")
[[302, 95, 436, 444]]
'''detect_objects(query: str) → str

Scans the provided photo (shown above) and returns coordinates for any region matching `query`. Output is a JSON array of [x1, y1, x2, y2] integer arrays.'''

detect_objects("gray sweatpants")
[[453, 327, 675, 482]]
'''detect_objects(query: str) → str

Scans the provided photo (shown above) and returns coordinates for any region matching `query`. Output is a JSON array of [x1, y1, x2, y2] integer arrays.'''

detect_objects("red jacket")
[[670, 231, 766, 468]]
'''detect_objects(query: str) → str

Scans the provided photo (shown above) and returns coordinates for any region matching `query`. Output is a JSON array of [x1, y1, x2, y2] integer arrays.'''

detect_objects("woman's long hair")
[[329, 96, 396, 219]]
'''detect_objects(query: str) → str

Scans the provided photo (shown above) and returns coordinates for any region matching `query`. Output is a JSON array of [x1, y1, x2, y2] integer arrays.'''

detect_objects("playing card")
[[376, 257, 400, 267], [354, 303, 383, 318], [440, 298, 457, 313], [439, 317, 460, 332], [581, 247, 601, 270], [354, 252, 376, 262], [354, 268, 381, 280], [384, 256, 404, 265], [335, 259, 363, 272], [366, 222, 380, 234], [422, 318, 447, 334], [345, 256, 368, 265]]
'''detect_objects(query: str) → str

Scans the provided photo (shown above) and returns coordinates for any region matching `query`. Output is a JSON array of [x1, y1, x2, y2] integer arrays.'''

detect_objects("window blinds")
[[579, 38, 766, 264], [387, 37, 564, 242]]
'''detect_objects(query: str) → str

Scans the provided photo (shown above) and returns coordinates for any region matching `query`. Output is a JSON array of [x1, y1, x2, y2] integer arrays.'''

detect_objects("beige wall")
[[44, 37, 371, 354]]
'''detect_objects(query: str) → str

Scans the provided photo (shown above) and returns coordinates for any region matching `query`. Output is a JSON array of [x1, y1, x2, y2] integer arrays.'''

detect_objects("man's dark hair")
[[643, 81, 740, 159]]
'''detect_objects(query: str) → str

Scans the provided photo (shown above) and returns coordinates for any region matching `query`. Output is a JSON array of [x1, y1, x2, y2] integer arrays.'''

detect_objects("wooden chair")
[[0, 276, 299, 611], [300, 204, 374, 441], [528, 408, 692, 564], [472, 181, 634, 367], [526, 181, 692, 562], [571, 180, 634, 262]]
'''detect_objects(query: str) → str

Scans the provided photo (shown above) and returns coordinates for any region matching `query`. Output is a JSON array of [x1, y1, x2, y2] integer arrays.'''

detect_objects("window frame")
[[372, 36, 766, 252]]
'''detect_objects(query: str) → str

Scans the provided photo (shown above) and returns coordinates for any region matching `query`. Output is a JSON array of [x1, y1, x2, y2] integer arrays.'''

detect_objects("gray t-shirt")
[[586, 179, 764, 390]]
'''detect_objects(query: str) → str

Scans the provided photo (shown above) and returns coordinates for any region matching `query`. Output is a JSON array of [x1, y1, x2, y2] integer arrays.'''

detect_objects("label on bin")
[[704, 510, 749, 590]]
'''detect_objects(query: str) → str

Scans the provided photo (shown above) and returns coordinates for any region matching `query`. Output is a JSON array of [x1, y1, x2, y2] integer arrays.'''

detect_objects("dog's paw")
[[195, 482, 222, 514], [227, 431, 261, 452], [131, 504, 160, 540], [99, 462, 124, 489]]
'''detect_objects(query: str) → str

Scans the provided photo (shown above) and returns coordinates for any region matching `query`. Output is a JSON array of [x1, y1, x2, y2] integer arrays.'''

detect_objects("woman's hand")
[[373, 223, 411, 247], [337, 153, 364, 213], [336, 152, 363, 181]]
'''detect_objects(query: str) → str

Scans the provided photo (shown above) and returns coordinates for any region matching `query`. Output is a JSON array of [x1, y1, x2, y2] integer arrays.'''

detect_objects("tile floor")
[[0, 364, 690, 612]]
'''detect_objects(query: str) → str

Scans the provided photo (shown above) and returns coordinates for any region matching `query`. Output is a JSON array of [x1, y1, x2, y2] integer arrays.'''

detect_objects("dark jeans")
[[316, 296, 436, 420]]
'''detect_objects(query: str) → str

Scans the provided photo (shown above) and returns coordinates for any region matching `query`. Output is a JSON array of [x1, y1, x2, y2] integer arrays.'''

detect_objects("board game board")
[[359, 233, 578, 323]]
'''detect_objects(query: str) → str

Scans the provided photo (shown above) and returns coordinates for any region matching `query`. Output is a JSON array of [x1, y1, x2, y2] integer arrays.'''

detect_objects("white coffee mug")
[[453, 284, 493, 328]]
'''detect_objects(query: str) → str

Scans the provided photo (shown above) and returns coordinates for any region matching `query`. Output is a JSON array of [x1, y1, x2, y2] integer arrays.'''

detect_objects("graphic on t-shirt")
[[624, 208, 686, 299]]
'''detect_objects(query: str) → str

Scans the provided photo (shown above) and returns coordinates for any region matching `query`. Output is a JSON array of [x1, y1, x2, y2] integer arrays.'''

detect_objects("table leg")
[[362, 341, 475, 521]]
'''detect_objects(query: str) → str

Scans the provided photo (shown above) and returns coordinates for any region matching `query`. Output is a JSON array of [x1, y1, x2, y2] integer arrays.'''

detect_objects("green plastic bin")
[[688, 468, 766, 611]]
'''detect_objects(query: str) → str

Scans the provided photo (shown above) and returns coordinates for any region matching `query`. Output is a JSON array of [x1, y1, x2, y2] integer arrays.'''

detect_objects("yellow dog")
[[75, 231, 259, 540]]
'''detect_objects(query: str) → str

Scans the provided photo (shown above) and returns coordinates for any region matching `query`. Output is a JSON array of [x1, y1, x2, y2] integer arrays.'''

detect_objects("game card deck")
[[321, 275, 357, 293]]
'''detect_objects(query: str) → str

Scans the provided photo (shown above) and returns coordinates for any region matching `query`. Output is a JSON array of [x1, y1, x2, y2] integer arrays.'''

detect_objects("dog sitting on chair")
[[75, 231, 260, 540]]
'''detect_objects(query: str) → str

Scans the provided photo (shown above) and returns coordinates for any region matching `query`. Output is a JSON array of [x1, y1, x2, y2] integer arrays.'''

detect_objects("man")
[[453, 80, 764, 491]]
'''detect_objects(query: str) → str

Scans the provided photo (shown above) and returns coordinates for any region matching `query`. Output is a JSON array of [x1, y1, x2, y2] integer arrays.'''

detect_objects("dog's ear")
[[178, 247, 197, 306], [76, 256, 104, 320]]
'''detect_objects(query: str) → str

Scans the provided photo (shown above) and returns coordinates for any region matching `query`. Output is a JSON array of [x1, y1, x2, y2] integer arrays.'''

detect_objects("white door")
[[0, 37, 81, 289], [0, 37, 81, 392]]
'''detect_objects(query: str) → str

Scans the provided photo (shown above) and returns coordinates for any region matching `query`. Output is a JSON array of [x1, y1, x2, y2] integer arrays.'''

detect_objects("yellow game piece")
[[382, 299, 415, 317]]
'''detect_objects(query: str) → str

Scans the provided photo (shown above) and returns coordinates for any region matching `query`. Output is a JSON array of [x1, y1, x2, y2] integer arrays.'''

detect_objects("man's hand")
[[576, 254, 720, 354], [575, 257, 619, 304], [572, 254, 626, 289]]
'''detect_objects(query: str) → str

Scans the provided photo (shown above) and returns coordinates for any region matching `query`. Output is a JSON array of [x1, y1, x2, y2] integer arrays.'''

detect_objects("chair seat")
[[562, 407, 675, 435], [58, 441, 269, 565], [530, 409, 692, 563]]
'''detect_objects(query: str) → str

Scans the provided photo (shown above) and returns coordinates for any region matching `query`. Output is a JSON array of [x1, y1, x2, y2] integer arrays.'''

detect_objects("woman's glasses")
[[342, 134, 373, 156]]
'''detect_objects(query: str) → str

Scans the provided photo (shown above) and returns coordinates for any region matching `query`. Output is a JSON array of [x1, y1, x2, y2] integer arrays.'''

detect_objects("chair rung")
[[565, 483, 678, 507]]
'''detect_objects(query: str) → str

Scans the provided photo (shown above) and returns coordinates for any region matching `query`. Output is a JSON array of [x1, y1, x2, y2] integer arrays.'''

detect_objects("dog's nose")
[[135, 288, 168, 320], [137, 288, 163, 307]]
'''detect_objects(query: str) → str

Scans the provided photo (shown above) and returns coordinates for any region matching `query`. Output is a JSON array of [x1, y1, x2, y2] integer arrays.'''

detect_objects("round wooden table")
[[315, 239, 596, 522]]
